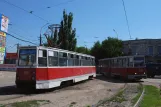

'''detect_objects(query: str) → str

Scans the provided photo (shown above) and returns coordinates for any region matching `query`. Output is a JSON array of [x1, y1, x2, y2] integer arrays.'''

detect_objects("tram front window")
[[134, 57, 145, 67], [19, 49, 36, 66]]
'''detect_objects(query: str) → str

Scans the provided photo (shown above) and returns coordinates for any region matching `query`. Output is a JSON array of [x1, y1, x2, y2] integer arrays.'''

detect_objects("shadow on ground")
[[0, 74, 144, 98], [96, 74, 144, 83]]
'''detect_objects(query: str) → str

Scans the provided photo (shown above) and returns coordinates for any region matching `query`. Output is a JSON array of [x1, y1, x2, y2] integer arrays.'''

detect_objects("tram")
[[16, 46, 96, 89], [99, 55, 147, 80]]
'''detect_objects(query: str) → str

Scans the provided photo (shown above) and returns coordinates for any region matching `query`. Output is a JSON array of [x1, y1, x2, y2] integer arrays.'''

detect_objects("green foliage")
[[76, 46, 90, 54], [109, 89, 126, 103], [90, 41, 102, 65], [101, 37, 123, 58], [57, 10, 77, 51], [44, 9, 77, 51], [90, 37, 123, 65], [132, 83, 143, 105]]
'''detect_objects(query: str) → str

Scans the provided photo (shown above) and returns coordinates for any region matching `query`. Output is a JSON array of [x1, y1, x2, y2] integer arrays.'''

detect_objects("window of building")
[[148, 46, 153, 55], [158, 46, 161, 55], [38, 50, 47, 66], [59, 52, 67, 66], [48, 51, 58, 66], [131, 46, 137, 55]]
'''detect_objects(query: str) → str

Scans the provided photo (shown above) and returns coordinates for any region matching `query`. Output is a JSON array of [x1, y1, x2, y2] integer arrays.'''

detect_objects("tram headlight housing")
[[32, 76, 35, 80]]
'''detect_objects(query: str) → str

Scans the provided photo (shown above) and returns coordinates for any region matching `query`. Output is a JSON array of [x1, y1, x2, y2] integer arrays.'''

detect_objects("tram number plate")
[[139, 69, 143, 72], [24, 71, 29, 75]]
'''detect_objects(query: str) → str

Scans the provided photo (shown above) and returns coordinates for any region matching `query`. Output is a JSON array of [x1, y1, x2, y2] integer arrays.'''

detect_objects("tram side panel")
[[36, 67, 96, 89], [111, 68, 127, 78]]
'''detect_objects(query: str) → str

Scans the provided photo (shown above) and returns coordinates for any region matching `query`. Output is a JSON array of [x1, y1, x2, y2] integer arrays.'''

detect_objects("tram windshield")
[[18, 49, 36, 66], [134, 56, 145, 67]]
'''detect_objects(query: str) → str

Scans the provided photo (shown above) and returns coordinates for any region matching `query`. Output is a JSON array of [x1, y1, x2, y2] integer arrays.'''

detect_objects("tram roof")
[[99, 55, 145, 61], [18, 46, 95, 58]]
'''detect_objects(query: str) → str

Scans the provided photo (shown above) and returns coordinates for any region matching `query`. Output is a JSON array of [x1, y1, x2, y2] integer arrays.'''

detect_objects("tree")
[[90, 37, 123, 65], [101, 37, 123, 58], [76, 46, 90, 54], [90, 41, 102, 65], [57, 10, 77, 51], [44, 9, 77, 51]]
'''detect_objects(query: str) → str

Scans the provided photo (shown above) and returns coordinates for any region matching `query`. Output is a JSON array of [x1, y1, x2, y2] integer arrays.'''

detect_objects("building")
[[122, 39, 161, 63], [5, 53, 17, 64]]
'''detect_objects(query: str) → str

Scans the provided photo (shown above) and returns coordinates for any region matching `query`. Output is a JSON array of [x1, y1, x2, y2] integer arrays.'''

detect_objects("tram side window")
[[92, 58, 95, 66], [122, 58, 127, 67], [68, 54, 74, 66], [87, 57, 91, 66], [128, 57, 133, 67], [38, 50, 47, 67], [118, 59, 122, 67], [80, 56, 86, 66], [59, 52, 67, 66], [75, 55, 79, 66], [48, 51, 58, 66]]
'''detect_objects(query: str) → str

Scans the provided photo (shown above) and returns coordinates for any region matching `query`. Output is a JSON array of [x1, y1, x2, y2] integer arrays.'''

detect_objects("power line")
[[37, 0, 78, 12], [6, 33, 37, 45], [8, 29, 39, 42], [1, 0, 49, 23], [121, 0, 132, 39]]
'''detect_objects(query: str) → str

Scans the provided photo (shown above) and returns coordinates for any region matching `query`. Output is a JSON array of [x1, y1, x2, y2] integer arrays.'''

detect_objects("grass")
[[1, 100, 50, 107], [109, 89, 126, 103], [132, 83, 143, 105], [95, 85, 126, 107], [140, 85, 161, 107]]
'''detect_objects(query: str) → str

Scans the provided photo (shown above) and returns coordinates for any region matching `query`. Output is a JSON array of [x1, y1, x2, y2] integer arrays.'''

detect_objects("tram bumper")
[[128, 74, 147, 80]]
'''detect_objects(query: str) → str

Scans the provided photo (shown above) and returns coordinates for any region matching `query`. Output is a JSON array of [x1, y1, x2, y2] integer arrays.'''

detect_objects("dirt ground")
[[98, 83, 139, 107], [0, 71, 125, 107]]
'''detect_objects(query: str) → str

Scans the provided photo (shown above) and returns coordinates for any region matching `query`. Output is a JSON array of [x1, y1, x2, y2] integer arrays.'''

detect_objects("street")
[[0, 71, 161, 107]]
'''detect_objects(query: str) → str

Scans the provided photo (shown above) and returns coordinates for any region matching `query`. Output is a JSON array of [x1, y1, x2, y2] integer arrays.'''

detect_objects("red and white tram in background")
[[99, 55, 147, 80], [16, 46, 96, 89]]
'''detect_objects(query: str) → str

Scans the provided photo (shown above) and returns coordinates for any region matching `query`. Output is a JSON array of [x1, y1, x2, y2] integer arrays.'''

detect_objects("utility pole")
[[17, 43, 20, 53]]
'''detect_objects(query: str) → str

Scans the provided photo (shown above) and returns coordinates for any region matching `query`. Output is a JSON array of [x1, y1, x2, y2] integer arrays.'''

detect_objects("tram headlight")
[[135, 73, 137, 75], [32, 76, 35, 80]]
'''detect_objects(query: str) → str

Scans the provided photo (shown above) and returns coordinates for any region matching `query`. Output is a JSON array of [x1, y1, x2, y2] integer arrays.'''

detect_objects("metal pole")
[[40, 23, 49, 46], [113, 29, 118, 39]]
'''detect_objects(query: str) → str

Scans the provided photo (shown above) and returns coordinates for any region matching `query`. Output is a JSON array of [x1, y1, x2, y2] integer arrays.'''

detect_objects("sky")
[[0, 0, 161, 52]]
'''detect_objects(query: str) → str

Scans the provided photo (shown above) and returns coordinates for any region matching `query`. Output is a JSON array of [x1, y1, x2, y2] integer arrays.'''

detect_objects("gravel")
[[99, 83, 140, 107]]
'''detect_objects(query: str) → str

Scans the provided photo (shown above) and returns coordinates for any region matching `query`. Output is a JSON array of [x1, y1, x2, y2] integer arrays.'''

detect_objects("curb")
[[133, 85, 145, 107]]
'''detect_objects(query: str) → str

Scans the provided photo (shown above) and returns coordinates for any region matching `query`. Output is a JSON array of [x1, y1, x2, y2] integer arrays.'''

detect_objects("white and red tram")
[[16, 46, 96, 89]]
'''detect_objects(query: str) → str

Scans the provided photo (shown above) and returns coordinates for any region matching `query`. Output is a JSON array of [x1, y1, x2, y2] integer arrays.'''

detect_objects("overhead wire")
[[121, 0, 132, 39], [8, 29, 39, 42], [36, 0, 78, 12], [1, 0, 49, 23], [6, 33, 38, 45]]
